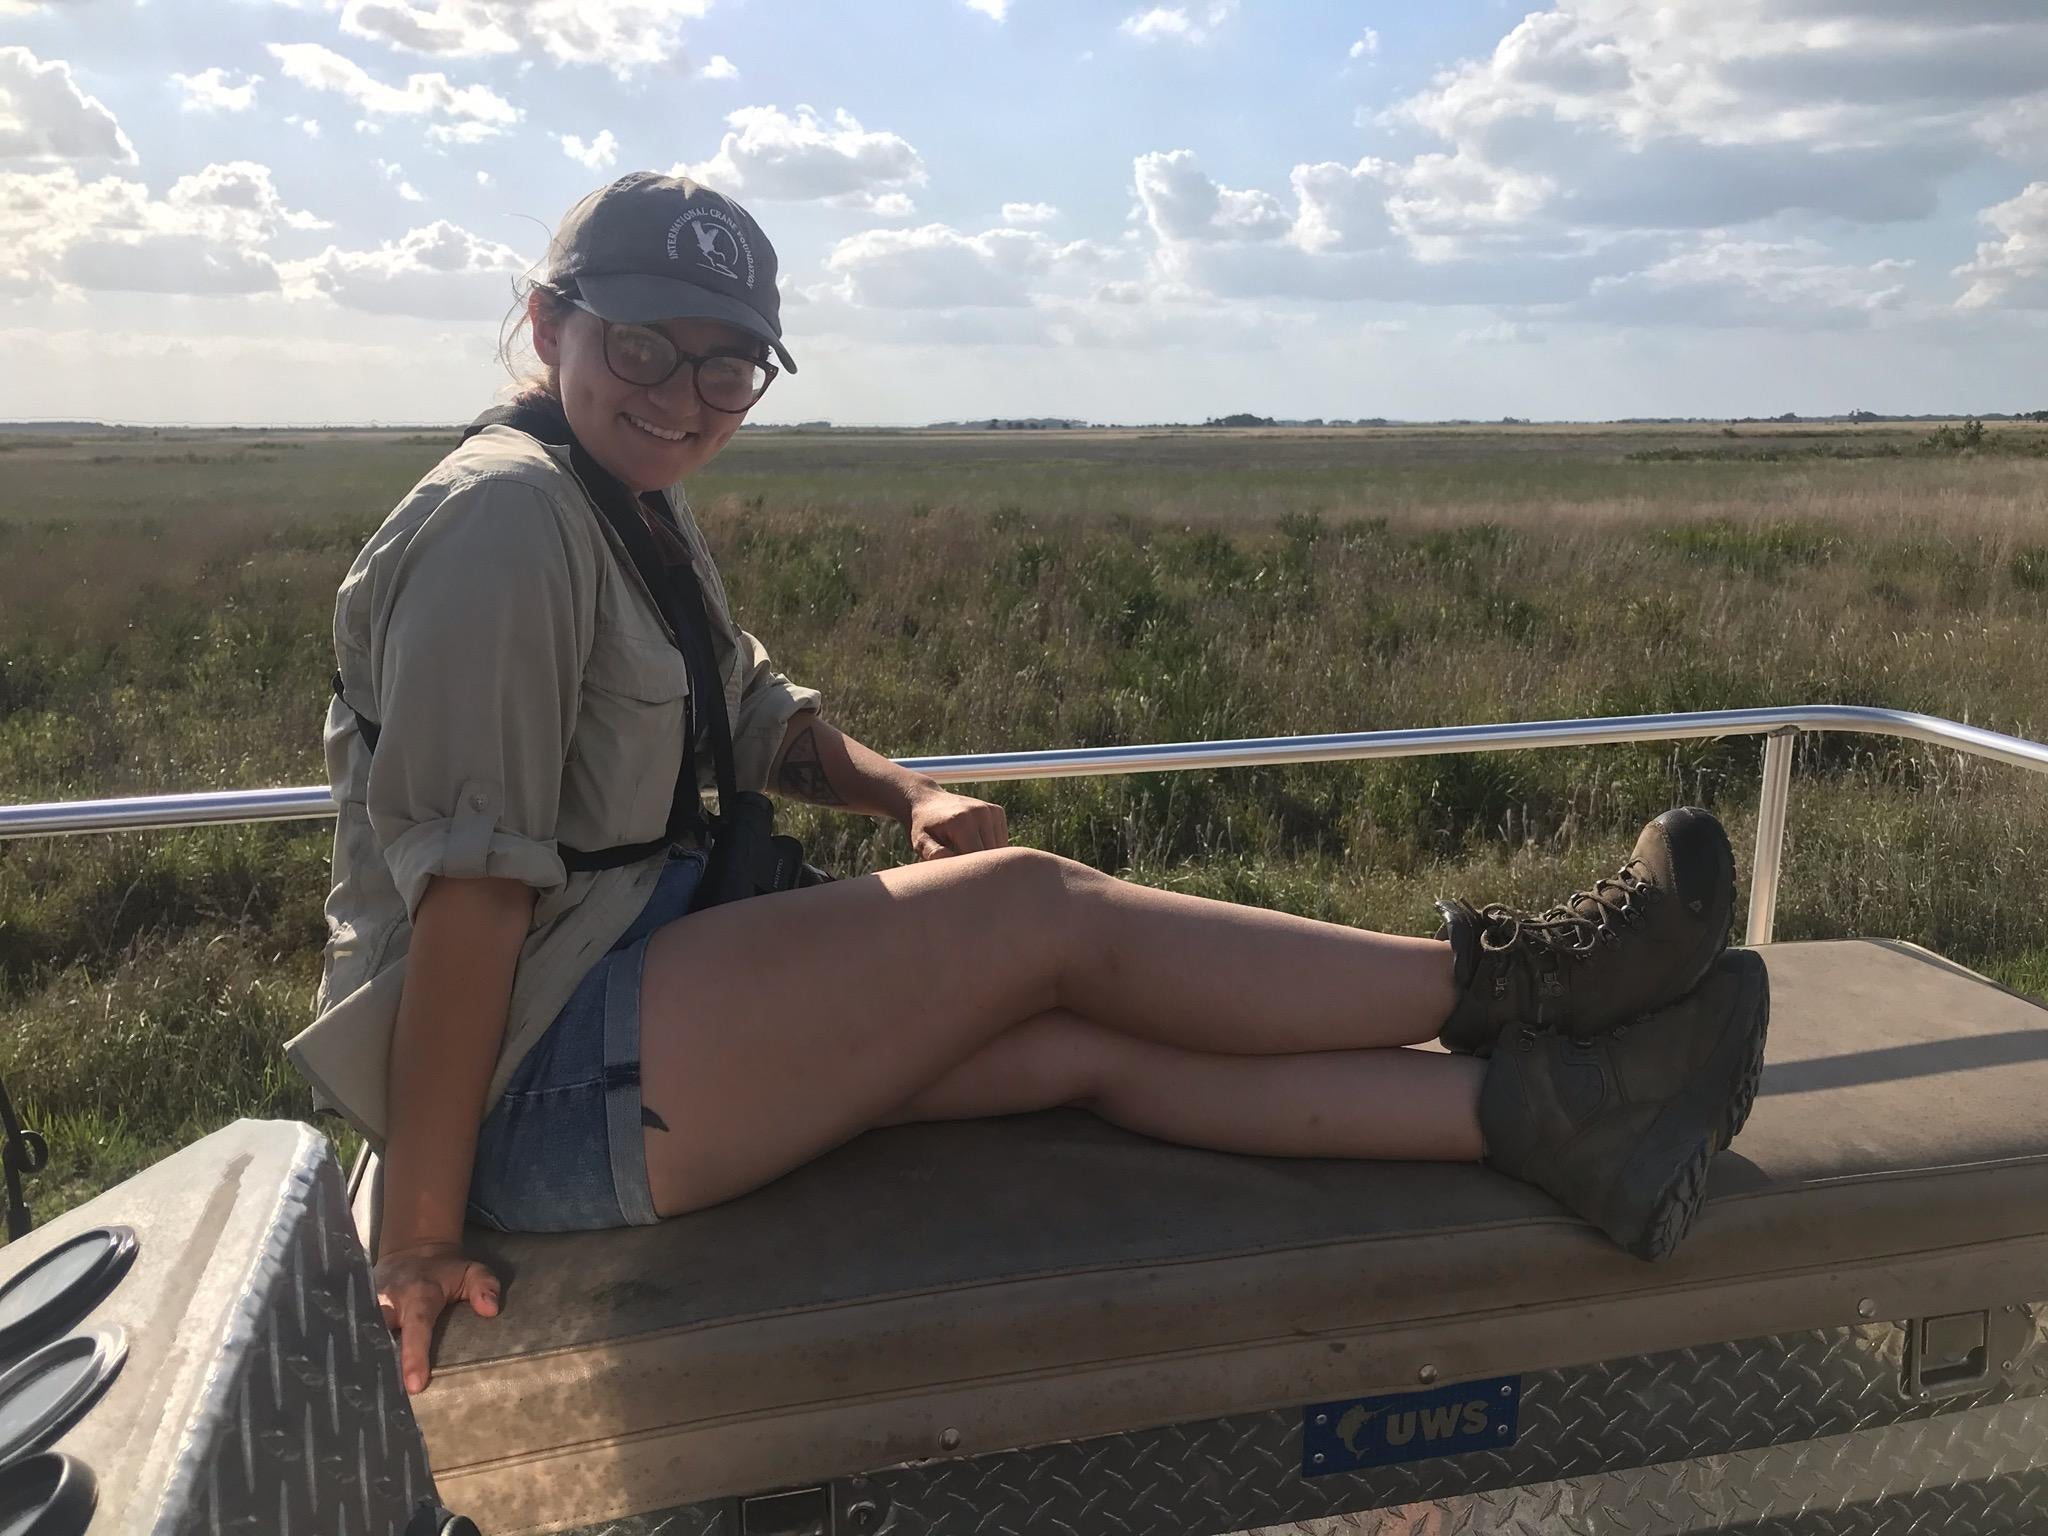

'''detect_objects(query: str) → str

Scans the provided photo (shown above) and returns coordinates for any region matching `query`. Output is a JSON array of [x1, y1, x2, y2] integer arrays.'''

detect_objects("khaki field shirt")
[[295, 423, 819, 1144]]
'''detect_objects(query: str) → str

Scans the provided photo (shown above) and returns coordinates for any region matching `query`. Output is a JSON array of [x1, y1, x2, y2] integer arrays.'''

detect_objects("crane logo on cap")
[[666, 205, 756, 288]]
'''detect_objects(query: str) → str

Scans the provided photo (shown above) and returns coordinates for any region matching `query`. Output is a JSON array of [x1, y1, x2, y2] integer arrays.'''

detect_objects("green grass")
[[4, 422, 2048, 1235]]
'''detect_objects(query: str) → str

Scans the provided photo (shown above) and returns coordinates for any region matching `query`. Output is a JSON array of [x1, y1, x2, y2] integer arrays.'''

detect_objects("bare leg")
[[639, 847, 1463, 1213], [879, 1009, 1486, 1164]]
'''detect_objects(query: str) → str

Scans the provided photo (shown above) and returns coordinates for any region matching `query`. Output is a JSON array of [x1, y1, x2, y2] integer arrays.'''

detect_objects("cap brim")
[[575, 272, 797, 374]]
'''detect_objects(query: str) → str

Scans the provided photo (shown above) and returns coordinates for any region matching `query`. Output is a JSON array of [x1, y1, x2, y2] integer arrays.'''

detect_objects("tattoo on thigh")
[[776, 724, 845, 805], [641, 1105, 671, 1133]]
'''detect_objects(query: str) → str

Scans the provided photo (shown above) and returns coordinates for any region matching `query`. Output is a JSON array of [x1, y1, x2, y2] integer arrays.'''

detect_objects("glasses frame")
[[565, 296, 778, 415]]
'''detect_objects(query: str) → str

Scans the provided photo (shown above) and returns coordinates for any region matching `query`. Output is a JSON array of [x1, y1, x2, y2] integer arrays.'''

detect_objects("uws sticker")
[[666, 206, 757, 289], [1301, 1375, 1520, 1475]]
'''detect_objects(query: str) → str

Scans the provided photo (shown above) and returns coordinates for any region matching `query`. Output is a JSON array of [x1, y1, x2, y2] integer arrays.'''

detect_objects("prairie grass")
[[4, 422, 2047, 1227]]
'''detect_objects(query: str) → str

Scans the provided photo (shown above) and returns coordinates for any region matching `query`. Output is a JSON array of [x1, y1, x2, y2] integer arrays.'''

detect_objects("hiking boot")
[[1435, 806, 1736, 1057], [1480, 947, 1769, 1262]]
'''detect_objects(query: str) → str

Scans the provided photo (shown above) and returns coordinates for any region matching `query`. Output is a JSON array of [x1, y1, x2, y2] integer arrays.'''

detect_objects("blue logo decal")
[[1302, 1376, 1520, 1475]]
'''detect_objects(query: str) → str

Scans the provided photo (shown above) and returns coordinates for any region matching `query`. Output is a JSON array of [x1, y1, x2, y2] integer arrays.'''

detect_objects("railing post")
[[1747, 729, 1796, 946]]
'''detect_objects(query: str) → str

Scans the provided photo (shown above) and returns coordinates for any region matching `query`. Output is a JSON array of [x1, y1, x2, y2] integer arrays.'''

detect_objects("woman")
[[310, 172, 1768, 1397]]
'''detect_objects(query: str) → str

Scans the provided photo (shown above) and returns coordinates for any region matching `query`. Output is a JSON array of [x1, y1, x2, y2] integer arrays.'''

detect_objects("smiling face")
[[529, 290, 763, 492]]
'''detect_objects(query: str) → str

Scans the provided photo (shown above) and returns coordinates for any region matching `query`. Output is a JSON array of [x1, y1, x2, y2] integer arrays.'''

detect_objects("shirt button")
[[470, 792, 488, 810]]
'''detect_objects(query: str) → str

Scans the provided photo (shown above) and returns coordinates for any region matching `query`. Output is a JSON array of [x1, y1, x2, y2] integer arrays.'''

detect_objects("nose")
[[643, 367, 704, 429]]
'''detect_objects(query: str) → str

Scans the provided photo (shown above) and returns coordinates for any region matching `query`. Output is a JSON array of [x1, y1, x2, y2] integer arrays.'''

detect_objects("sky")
[[3, 0, 2047, 426]]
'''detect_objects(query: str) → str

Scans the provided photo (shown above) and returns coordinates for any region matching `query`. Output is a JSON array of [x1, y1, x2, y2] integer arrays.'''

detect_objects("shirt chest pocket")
[[568, 624, 692, 843]]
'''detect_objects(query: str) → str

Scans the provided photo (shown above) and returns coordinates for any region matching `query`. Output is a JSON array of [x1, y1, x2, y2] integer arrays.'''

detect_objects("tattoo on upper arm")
[[641, 1105, 670, 1133], [776, 723, 845, 805]]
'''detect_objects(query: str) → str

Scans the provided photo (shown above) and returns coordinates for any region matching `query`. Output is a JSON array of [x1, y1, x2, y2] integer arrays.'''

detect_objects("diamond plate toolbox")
[[158, 1138, 437, 1536], [595, 1303, 2048, 1536], [2, 1122, 444, 1536]]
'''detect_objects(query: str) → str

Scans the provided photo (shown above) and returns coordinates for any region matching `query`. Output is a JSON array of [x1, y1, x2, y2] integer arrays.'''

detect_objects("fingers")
[[913, 798, 1007, 860], [464, 1263, 504, 1319], [398, 1291, 439, 1395], [378, 1256, 503, 1396], [910, 795, 1009, 858], [962, 806, 1008, 851], [939, 824, 987, 855]]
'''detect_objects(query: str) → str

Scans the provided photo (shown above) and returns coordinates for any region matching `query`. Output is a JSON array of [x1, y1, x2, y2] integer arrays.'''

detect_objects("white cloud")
[[286, 114, 322, 137], [1134, 149, 1289, 244], [824, 222, 1109, 309], [1002, 201, 1057, 227], [965, 0, 1007, 18], [1457, 321, 1545, 345], [476, 169, 492, 187], [172, 67, 262, 114], [336, 0, 711, 77], [1288, 159, 1400, 254], [0, 160, 327, 298], [1981, 97, 2048, 163], [1387, 1, 2048, 249], [1348, 29, 1379, 62], [1126, 147, 1633, 307], [1581, 239, 1910, 328], [677, 105, 926, 203], [559, 129, 618, 172], [698, 54, 738, 81], [1106, 7, 2048, 325], [61, 235, 281, 295], [280, 218, 529, 317], [0, 47, 137, 163], [1955, 182, 2048, 310], [266, 42, 519, 138], [338, 0, 516, 59], [169, 161, 331, 234], [376, 158, 425, 201], [425, 120, 500, 146], [1121, 1, 1235, 45]]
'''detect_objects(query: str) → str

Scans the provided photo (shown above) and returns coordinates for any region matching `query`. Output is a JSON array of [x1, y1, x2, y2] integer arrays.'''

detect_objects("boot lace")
[[1475, 861, 1653, 962]]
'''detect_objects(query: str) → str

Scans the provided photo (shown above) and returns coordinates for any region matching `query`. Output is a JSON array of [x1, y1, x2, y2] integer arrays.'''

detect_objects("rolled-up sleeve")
[[729, 626, 821, 793], [366, 476, 595, 921]]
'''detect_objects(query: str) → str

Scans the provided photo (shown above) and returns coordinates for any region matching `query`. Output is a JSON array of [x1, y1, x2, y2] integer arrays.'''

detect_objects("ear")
[[530, 290, 564, 368]]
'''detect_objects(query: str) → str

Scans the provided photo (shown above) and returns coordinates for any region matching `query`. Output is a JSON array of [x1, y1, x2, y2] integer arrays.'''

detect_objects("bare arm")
[[770, 716, 934, 821], [768, 716, 1009, 858], [378, 871, 534, 1391]]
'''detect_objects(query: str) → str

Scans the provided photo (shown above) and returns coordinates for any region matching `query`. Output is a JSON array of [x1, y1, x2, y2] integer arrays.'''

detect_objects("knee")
[[975, 844, 1104, 909], [1019, 1011, 1129, 1111]]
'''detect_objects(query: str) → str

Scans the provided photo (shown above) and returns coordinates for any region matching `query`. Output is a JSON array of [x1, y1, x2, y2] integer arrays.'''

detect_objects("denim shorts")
[[465, 847, 707, 1233]]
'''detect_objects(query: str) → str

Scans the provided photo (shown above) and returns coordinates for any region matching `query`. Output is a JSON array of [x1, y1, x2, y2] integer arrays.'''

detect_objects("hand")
[[375, 1240, 502, 1394], [906, 788, 1009, 859]]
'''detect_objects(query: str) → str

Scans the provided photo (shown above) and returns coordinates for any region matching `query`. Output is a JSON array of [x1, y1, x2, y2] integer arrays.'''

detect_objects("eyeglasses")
[[568, 298, 777, 414]]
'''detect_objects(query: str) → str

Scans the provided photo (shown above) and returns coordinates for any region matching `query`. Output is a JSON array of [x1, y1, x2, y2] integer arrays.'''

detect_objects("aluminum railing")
[[5, 705, 2046, 945]]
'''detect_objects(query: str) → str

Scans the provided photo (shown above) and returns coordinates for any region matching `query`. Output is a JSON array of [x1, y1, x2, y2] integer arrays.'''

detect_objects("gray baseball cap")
[[545, 171, 796, 374]]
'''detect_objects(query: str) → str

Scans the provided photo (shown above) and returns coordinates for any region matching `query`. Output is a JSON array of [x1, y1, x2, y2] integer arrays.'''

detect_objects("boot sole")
[[1718, 985, 1771, 1151], [1601, 950, 1771, 1262]]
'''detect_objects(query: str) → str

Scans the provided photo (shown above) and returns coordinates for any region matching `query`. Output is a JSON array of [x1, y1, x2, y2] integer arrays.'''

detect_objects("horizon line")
[[2, 410, 2033, 433]]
